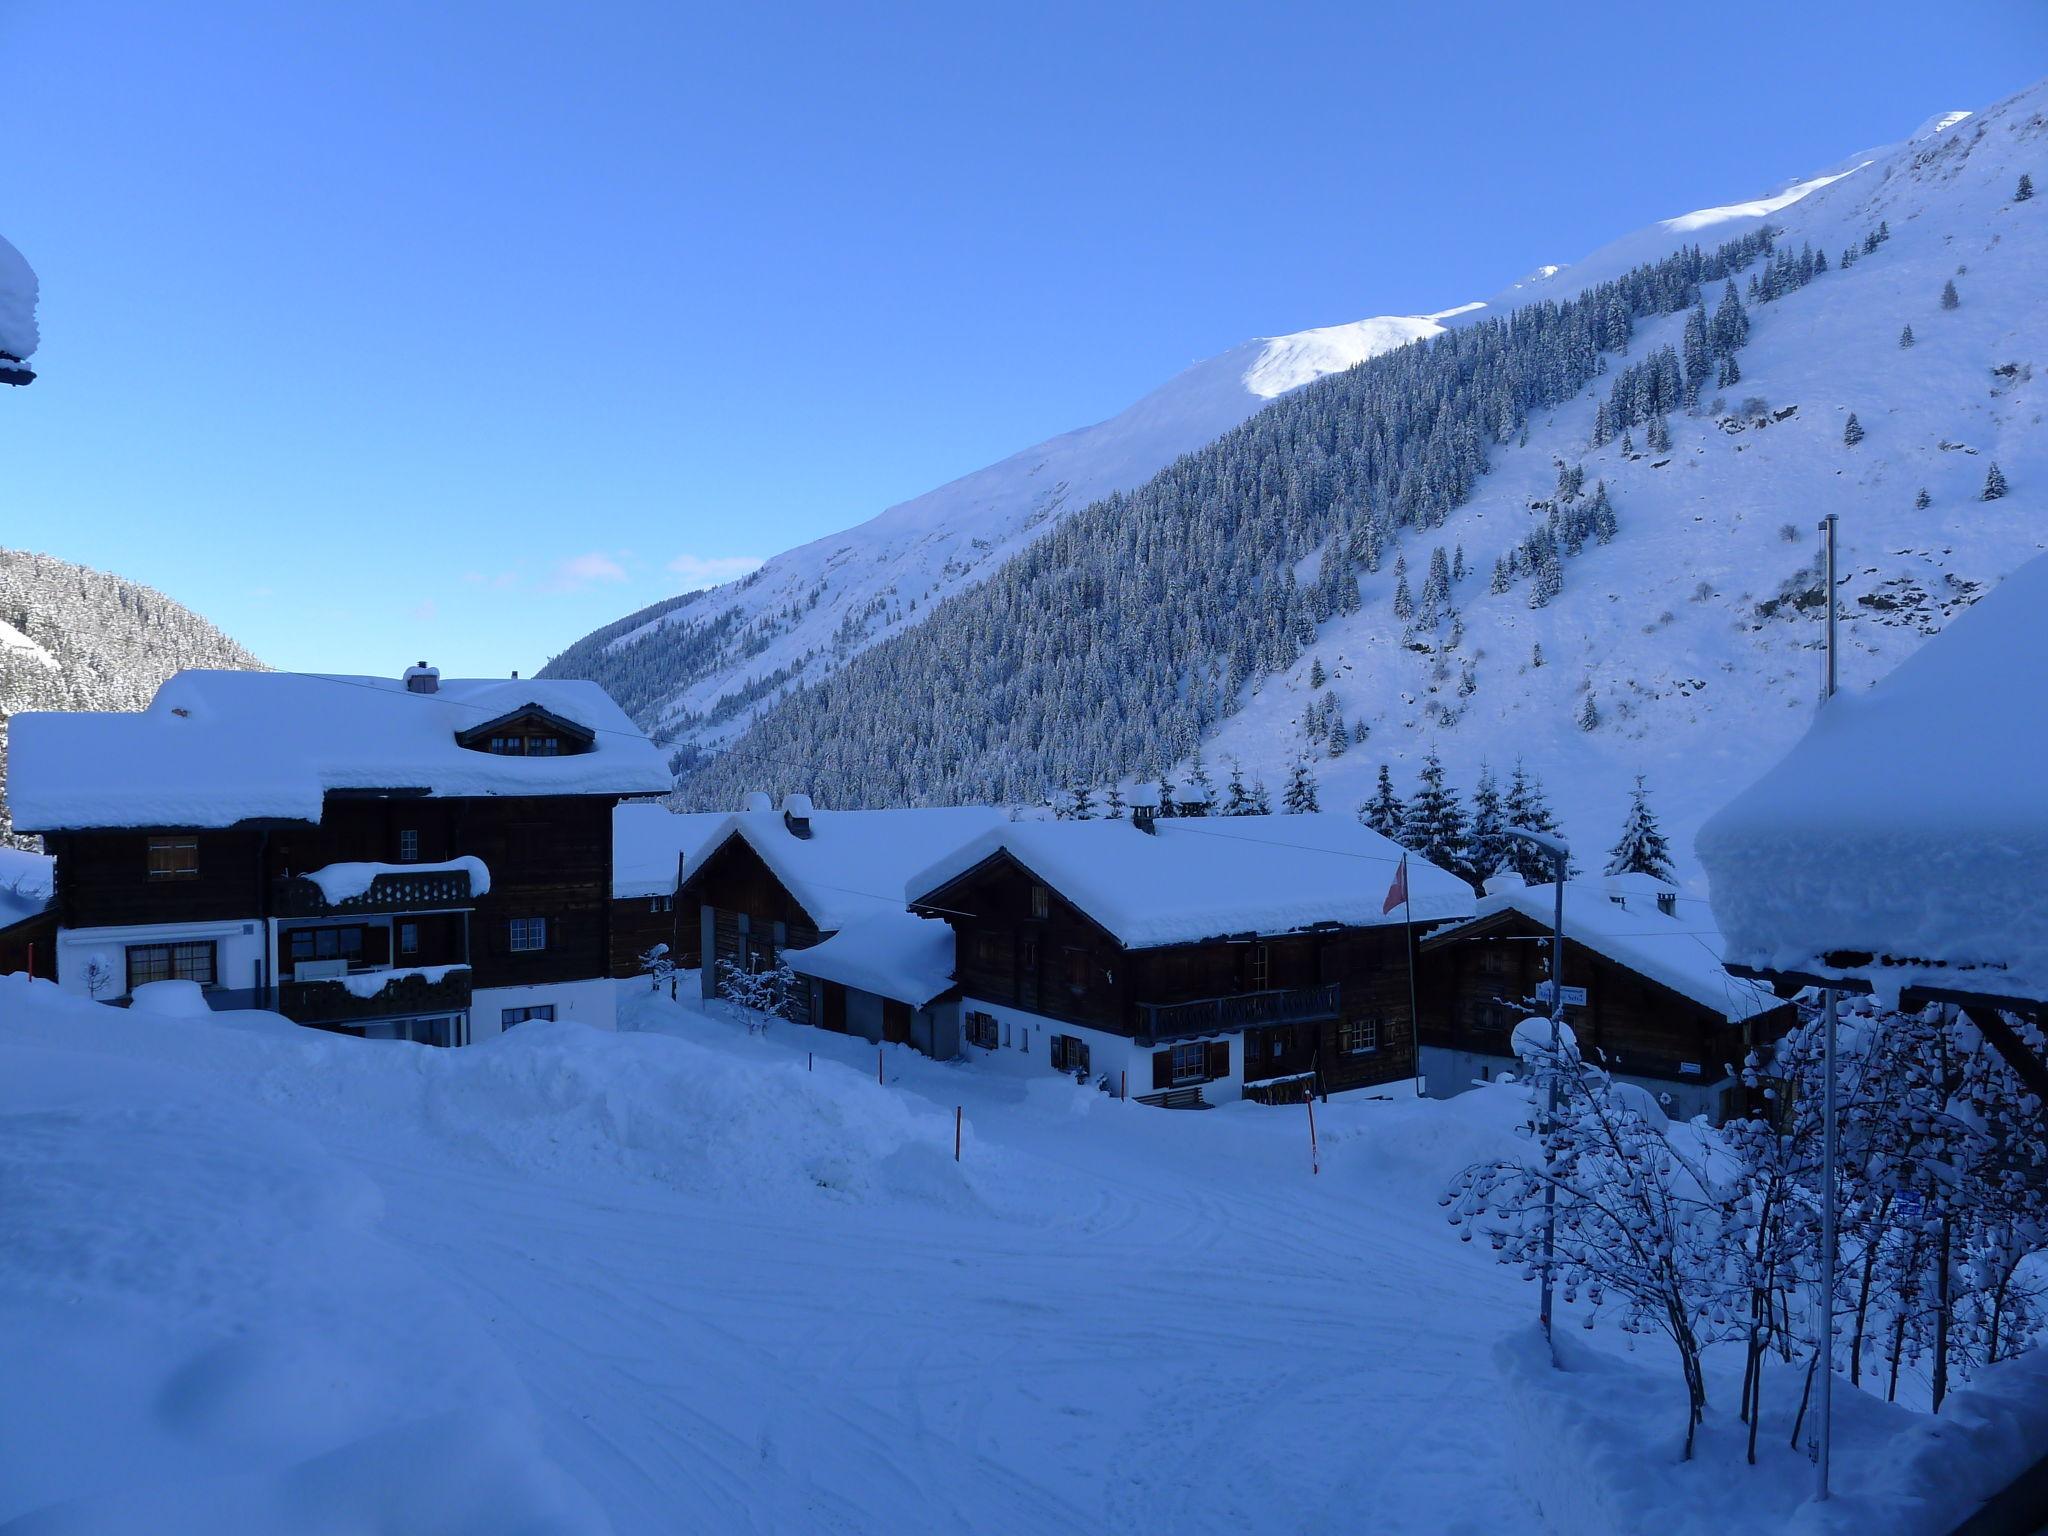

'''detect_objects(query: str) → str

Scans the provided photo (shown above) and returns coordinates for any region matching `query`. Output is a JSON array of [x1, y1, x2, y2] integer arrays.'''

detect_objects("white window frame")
[[1341, 1017, 1380, 1055], [397, 828, 420, 863], [1170, 1041, 1210, 1084], [509, 917, 548, 953]]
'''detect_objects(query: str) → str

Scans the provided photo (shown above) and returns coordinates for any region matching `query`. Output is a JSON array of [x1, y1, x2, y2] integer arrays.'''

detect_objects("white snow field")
[[3, 974, 2039, 1534]]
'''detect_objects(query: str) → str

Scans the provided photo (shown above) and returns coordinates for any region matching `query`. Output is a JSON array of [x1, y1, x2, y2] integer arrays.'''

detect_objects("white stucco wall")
[[953, 995, 1243, 1103], [56, 919, 268, 1004], [472, 976, 618, 1040]]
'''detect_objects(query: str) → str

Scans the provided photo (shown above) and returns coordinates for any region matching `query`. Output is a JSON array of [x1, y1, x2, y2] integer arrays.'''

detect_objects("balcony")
[[272, 865, 480, 917], [276, 965, 472, 1026], [1136, 983, 1342, 1044]]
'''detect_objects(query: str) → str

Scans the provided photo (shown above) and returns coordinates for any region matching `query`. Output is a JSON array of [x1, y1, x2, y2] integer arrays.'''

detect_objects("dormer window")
[[455, 706, 594, 759]]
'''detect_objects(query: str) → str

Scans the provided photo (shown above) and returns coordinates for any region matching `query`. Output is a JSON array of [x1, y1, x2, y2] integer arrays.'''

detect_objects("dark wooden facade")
[[921, 851, 1425, 1096], [1417, 908, 1799, 1100], [609, 893, 693, 979], [681, 832, 823, 1024], [43, 792, 622, 1013], [0, 909, 57, 980]]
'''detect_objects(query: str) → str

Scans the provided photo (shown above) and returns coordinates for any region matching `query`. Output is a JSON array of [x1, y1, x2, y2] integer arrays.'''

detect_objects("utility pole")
[[1507, 824, 1571, 1366], [1816, 512, 1840, 1502]]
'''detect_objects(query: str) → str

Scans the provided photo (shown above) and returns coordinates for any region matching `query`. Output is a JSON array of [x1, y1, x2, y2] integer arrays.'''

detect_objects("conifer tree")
[[1156, 772, 1177, 819], [1222, 761, 1252, 817], [1362, 763, 1403, 839], [1328, 717, 1349, 756], [1105, 781, 1126, 820], [1502, 761, 1567, 882], [1466, 763, 1508, 883], [1604, 776, 1675, 882], [1309, 656, 1326, 689], [1941, 279, 1961, 310], [1531, 642, 1544, 668], [1400, 751, 1467, 871], [1248, 777, 1273, 815], [1070, 782, 1097, 820], [1392, 570, 1414, 621], [1843, 413, 1864, 447], [1185, 751, 1216, 812], [1915, 487, 1931, 510], [2018, 172, 2034, 202], [1983, 462, 2008, 501], [1282, 758, 1320, 814], [1576, 690, 1600, 731], [1899, 323, 1914, 348]]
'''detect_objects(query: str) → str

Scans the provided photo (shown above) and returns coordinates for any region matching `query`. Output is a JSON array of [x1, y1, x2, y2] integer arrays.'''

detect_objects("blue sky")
[[3, 2, 2043, 678]]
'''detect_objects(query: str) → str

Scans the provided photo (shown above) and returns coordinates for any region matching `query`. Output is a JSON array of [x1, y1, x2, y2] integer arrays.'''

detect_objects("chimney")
[[741, 791, 774, 814], [1656, 891, 1678, 918], [781, 792, 815, 839], [1132, 802, 1158, 835], [403, 661, 440, 695]]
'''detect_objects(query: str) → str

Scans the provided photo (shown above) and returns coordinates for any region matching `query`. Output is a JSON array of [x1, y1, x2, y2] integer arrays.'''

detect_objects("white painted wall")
[[952, 995, 1243, 1103], [55, 919, 267, 1004], [1419, 1044, 1734, 1122], [472, 977, 618, 1040]]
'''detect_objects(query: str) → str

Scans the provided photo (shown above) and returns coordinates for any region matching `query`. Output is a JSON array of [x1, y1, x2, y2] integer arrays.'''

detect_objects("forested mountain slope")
[[0, 549, 265, 844], [539, 310, 1474, 764], [678, 80, 2047, 881]]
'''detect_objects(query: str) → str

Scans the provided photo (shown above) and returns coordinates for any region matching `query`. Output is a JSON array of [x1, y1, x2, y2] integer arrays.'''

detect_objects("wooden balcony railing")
[[276, 966, 472, 1025], [1136, 983, 1342, 1044], [271, 868, 478, 917]]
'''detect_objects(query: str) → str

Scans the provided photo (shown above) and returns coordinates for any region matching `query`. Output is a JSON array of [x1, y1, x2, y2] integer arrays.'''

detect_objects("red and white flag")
[[1382, 854, 1408, 916]]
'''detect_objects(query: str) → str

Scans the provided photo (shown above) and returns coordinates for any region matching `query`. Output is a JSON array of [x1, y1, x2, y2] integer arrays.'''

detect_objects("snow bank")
[[1700, 552, 2048, 1007], [129, 978, 213, 1017], [909, 813, 1474, 948], [0, 231, 36, 361], [0, 976, 604, 1533], [304, 855, 490, 903], [8, 670, 670, 832], [335, 963, 468, 999], [0, 845, 54, 930]]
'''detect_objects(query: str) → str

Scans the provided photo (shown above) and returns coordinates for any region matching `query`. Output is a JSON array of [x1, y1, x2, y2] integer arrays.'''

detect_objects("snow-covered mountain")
[[568, 78, 2045, 891], [540, 307, 1477, 758], [0, 549, 265, 844]]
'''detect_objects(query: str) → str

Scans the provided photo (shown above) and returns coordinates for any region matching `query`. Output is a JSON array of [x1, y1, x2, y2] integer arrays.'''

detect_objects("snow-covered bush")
[[716, 957, 799, 1031]]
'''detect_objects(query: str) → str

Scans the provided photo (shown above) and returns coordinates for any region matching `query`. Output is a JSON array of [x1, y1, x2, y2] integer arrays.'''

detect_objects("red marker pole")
[[1306, 1093, 1320, 1176], [807, 1051, 813, 1072], [878, 1046, 884, 1085], [954, 1106, 962, 1161], [1120, 1069, 1127, 1102]]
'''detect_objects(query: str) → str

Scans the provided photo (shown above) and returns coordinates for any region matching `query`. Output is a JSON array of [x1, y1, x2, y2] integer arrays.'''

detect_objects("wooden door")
[[882, 998, 912, 1045]]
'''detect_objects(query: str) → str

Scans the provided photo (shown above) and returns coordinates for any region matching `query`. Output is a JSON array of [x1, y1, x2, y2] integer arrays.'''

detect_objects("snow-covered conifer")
[[1281, 759, 1319, 814], [1362, 763, 1403, 839], [1576, 690, 1600, 731], [1843, 412, 1864, 447], [1898, 323, 1914, 348], [2018, 172, 2034, 202], [1400, 751, 1467, 870], [1983, 462, 2009, 500], [1603, 776, 1675, 882], [1941, 278, 1961, 310]]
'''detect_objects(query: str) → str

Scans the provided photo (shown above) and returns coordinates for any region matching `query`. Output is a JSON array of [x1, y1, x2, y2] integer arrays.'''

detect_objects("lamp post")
[[1506, 824, 1572, 1363], [1815, 513, 1841, 1501]]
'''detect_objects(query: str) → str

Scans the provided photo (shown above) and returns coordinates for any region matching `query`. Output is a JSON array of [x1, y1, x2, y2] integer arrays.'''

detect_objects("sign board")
[[1533, 981, 1589, 1008]]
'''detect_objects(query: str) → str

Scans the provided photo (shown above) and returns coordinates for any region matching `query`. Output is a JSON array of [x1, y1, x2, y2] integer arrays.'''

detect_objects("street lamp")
[[1505, 824, 1572, 1364]]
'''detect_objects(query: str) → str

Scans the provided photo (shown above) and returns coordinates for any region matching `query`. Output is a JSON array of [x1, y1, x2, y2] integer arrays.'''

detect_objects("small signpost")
[[1533, 981, 1589, 1009]]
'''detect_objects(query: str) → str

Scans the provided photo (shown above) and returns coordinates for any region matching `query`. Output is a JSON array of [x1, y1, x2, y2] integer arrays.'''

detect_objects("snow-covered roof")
[[1699, 553, 2048, 1008], [680, 806, 1010, 933], [0, 232, 36, 362], [613, 803, 728, 899], [783, 911, 957, 1007], [1436, 880, 1784, 1024], [909, 813, 1475, 949], [0, 847, 54, 931], [8, 670, 672, 832]]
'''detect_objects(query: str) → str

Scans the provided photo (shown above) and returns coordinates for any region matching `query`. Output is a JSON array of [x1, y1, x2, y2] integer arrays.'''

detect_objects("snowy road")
[[346, 993, 1545, 1535]]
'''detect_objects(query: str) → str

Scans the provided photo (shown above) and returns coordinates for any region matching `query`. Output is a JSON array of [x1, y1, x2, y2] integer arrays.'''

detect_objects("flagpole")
[[1402, 854, 1424, 1096]]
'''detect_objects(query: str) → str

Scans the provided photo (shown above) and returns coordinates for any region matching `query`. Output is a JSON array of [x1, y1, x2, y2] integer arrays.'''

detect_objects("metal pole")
[[1815, 511, 1840, 1501], [1539, 856, 1566, 1363], [1402, 855, 1425, 1097]]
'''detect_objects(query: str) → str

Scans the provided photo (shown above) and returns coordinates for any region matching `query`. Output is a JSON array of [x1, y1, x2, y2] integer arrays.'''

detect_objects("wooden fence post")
[[954, 1106, 962, 1161], [1306, 1094, 1320, 1176]]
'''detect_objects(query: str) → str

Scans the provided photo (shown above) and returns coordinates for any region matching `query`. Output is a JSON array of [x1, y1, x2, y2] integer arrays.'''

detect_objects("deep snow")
[[1, 973, 2037, 1533]]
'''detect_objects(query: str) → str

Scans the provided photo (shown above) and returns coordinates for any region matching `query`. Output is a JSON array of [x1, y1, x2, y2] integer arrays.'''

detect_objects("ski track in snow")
[[311, 994, 1543, 1536]]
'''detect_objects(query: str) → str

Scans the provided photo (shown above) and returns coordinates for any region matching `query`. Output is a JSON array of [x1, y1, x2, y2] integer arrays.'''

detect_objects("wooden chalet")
[[1700, 551, 2048, 1110], [8, 664, 671, 1043], [907, 812, 1474, 1107], [609, 802, 726, 978], [1418, 877, 1798, 1122], [0, 849, 56, 979], [677, 796, 1005, 1045]]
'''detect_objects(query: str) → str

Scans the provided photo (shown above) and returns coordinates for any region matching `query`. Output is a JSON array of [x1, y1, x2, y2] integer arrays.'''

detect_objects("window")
[[509, 917, 547, 952], [1050, 1034, 1091, 1075], [397, 829, 420, 863], [648, 895, 672, 913], [965, 1011, 999, 1050], [126, 939, 217, 992], [1171, 1041, 1211, 1083], [485, 733, 561, 756], [398, 922, 419, 957], [1249, 942, 1270, 990], [1340, 1017, 1381, 1055], [501, 1004, 556, 1027], [1030, 883, 1050, 920], [972, 931, 1008, 968], [288, 926, 365, 965], [145, 835, 199, 881]]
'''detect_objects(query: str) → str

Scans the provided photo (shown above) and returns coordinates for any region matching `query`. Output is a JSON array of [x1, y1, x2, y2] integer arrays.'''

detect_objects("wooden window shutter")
[[1207, 1040, 1230, 1079], [1152, 1049, 1172, 1090]]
